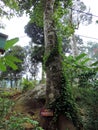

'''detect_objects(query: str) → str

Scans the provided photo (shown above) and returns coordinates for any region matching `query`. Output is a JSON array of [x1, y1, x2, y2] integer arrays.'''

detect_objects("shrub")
[[0, 97, 43, 130], [22, 78, 37, 92]]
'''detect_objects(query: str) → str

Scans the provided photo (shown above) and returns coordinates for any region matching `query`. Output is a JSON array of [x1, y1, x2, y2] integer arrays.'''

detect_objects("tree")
[[62, 0, 92, 56], [23, 43, 44, 80], [25, 23, 44, 45], [0, 0, 83, 129], [25, 23, 44, 80]]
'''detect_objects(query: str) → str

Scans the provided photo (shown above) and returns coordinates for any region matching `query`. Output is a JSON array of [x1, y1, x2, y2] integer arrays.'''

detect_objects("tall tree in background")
[[73, 1, 92, 56], [25, 23, 44, 80], [24, 42, 44, 80], [64, 0, 92, 56]]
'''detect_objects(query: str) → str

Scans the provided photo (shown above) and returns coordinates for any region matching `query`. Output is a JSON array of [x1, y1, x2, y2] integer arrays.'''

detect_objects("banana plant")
[[0, 37, 21, 71], [63, 53, 98, 84]]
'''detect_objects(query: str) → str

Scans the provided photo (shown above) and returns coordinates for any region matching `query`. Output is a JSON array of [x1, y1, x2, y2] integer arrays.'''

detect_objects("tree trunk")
[[43, 0, 62, 129], [70, 34, 78, 56], [41, 64, 45, 83], [69, 8, 78, 57], [44, 0, 62, 106]]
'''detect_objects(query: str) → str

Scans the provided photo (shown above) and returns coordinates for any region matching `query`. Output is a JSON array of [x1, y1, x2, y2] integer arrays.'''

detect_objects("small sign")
[[40, 108, 53, 117]]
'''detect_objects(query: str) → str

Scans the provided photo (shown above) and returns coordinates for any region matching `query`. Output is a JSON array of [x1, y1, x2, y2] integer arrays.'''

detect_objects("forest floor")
[[0, 85, 46, 130], [0, 88, 37, 130]]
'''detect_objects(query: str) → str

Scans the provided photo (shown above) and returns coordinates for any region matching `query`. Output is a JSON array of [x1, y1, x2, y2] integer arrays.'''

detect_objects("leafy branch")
[[0, 37, 21, 71]]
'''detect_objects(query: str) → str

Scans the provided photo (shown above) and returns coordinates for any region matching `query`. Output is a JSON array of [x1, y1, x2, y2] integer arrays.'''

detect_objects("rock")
[[14, 84, 46, 114]]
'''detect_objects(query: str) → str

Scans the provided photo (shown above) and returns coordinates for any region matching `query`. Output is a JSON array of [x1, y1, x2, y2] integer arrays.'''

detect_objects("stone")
[[14, 84, 46, 114]]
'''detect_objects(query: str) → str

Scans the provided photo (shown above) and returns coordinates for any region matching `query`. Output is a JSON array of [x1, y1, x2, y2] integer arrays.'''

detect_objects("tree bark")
[[70, 34, 78, 56], [44, 0, 62, 106], [43, 0, 62, 129], [69, 9, 78, 57]]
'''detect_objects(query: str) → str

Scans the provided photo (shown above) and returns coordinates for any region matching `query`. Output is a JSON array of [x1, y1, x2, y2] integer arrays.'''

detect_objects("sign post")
[[40, 108, 53, 117]]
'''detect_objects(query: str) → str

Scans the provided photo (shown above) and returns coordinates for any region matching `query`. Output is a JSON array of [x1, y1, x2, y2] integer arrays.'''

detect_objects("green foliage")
[[4, 38, 19, 50], [0, 0, 20, 18], [63, 53, 89, 82], [0, 97, 43, 130], [43, 41, 60, 71], [50, 74, 82, 127], [0, 89, 21, 98], [91, 61, 98, 67], [63, 53, 98, 89], [0, 97, 13, 120], [54, 2, 74, 38], [22, 78, 36, 92], [0, 38, 21, 71], [0, 45, 25, 88], [4, 113, 44, 130], [30, 1, 44, 27], [87, 90, 98, 130], [31, 45, 44, 63], [78, 70, 96, 88], [0, 58, 7, 71], [47, 50, 98, 128], [74, 80, 98, 130], [2, 0, 19, 10], [0, 91, 14, 98], [75, 53, 87, 61], [6, 45, 25, 71], [62, 53, 98, 129], [4, 56, 20, 70], [0, 55, 20, 71]]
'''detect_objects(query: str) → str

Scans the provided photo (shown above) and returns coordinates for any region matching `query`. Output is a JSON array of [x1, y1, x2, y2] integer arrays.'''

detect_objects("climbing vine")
[[43, 32, 82, 130], [48, 47, 82, 129]]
